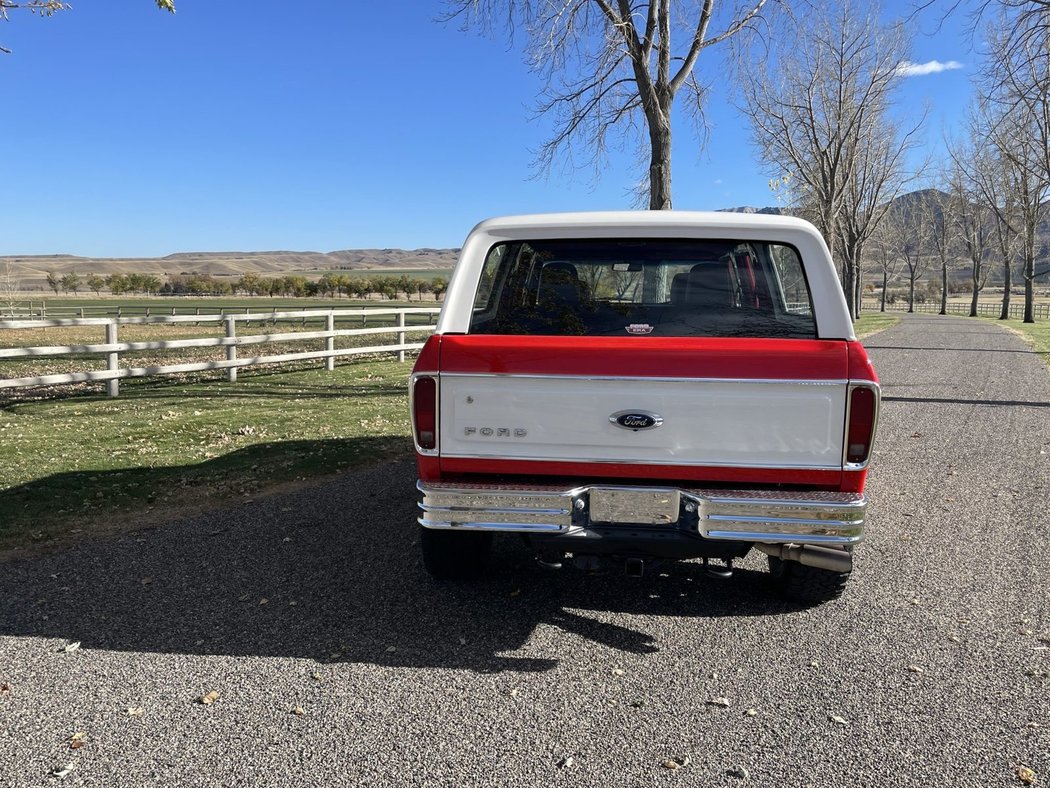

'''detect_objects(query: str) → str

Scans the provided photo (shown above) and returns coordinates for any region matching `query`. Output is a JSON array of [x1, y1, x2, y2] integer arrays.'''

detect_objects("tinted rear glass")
[[468, 238, 816, 339]]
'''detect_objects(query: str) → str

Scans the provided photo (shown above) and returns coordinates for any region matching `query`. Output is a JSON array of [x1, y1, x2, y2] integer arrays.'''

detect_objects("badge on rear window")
[[626, 323, 654, 335]]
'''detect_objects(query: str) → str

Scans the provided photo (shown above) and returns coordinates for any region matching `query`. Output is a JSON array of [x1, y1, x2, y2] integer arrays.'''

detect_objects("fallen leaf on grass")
[[907, 665, 924, 674], [310, 672, 322, 682], [706, 697, 731, 708], [126, 707, 145, 717], [62, 642, 80, 653], [0, 683, 10, 694], [1015, 765, 1036, 784], [556, 756, 574, 768], [198, 691, 221, 705], [291, 706, 305, 716], [69, 732, 87, 750], [140, 577, 153, 586], [830, 715, 848, 726], [744, 708, 758, 717]]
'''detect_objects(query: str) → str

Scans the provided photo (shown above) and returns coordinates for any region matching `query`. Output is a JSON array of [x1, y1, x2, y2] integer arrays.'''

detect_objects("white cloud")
[[895, 60, 964, 77]]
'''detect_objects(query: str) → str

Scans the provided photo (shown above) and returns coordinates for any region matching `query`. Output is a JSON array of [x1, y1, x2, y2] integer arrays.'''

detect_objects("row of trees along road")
[[451, 0, 1048, 323], [41, 270, 450, 301]]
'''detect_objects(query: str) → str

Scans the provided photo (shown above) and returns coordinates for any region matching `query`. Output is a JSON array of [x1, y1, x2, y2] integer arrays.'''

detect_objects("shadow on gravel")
[[0, 459, 793, 673], [882, 395, 1050, 408], [862, 344, 1036, 354]]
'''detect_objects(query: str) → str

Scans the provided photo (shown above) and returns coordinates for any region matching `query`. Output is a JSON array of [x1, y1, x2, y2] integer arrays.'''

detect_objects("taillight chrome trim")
[[410, 372, 440, 456], [842, 380, 881, 470]]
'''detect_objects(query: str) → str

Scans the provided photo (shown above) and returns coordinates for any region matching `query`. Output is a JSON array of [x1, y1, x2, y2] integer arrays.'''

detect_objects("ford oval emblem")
[[610, 410, 664, 431]]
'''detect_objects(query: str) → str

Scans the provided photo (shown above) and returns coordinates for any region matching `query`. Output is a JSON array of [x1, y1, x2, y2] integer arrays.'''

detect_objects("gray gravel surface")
[[1, 314, 1048, 787]]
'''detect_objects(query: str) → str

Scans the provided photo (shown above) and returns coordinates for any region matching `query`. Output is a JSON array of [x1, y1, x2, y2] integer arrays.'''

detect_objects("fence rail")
[[863, 300, 1050, 320], [0, 307, 440, 396]]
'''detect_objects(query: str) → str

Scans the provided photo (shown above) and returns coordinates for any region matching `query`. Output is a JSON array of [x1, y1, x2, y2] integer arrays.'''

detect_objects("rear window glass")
[[468, 238, 816, 339]]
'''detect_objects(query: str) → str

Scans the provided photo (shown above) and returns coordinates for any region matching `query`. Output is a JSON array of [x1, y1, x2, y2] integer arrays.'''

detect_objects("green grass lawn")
[[0, 359, 414, 553], [854, 312, 901, 338], [985, 317, 1050, 366]]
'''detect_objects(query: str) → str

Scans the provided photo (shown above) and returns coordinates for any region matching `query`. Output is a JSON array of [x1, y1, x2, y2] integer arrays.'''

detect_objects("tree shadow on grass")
[[0, 454, 798, 673], [0, 437, 413, 547]]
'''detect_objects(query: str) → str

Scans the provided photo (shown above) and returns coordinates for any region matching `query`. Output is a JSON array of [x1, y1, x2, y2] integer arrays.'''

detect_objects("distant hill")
[[0, 248, 460, 293], [4, 189, 1047, 294]]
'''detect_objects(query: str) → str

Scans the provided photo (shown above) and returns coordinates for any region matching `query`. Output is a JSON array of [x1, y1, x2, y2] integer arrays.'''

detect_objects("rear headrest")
[[541, 262, 580, 282], [670, 273, 689, 304], [685, 263, 732, 308], [538, 262, 581, 307]]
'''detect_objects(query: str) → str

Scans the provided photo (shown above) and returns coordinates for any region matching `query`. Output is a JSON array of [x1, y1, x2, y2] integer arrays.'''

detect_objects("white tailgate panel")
[[439, 375, 846, 469]]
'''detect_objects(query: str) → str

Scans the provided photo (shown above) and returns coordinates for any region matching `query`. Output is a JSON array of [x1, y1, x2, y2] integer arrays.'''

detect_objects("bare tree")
[[446, 0, 774, 209], [979, 4, 1050, 322], [734, 0, 920, 320], [889, 198, 930, 312], [945, 140, 993, 316], [0, 261, 22, 317], [916, 187, 958, 316], [867, 214, 904, 312]]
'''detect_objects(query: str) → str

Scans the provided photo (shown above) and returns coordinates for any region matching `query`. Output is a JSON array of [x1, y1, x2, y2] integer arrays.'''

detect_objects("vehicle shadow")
[[0, 459, 797, 673]]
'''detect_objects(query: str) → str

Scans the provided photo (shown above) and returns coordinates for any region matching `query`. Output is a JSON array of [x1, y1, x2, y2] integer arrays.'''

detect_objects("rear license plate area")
[[589, 488, 680, 525]]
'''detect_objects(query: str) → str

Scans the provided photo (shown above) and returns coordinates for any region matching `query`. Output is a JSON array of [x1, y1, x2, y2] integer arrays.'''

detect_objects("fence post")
[[106, 320, 120, 398], [326, 312, 335, 371], [226, 315, 238, 383], [398, 310, 406, 362]]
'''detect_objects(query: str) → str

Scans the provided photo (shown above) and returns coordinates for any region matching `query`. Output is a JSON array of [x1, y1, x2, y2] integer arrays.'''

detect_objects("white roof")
[[469, 210, 819, 237]]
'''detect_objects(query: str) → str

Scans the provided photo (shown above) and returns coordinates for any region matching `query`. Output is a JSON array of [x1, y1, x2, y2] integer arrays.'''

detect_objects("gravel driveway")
[[1, 314, 1047, 787]]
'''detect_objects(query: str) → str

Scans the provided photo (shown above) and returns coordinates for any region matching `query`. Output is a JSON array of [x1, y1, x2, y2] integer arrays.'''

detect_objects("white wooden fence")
[[0, 307, 440, 397], [863, 300, 1050, 319]]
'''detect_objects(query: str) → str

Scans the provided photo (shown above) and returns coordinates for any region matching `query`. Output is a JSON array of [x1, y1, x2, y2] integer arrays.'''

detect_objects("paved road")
[[1, 314, 1048, 787]]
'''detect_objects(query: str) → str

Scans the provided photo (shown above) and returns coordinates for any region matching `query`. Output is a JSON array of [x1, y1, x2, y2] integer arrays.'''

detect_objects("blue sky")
[[1, 0, 978, 257]]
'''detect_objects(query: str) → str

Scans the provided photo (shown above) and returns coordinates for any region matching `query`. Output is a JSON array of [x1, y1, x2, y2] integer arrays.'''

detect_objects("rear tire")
[[420, 527, 492, 581], [768, 555, 850, 603]]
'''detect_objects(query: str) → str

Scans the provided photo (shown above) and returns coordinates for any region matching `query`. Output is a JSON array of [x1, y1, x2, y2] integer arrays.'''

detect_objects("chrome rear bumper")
[[417, 481, 865, 546]]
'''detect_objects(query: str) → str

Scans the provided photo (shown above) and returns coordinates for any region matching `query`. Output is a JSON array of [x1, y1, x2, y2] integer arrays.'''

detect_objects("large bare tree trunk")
[[969, 276, 979, 316], [1023, 255, 1035, 323], [1000, 263, 1011, 320], [940, 262, 948, 315], [648, 118, 673, 210]]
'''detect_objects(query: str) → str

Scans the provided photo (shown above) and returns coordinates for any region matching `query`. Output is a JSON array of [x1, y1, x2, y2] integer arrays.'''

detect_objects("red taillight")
[[846, 386, 877, 465], [413, 376, 437, 451]]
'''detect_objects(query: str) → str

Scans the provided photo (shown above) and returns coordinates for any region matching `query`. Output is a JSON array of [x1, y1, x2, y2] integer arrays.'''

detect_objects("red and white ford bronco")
[[410, 212, 879, 602]]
